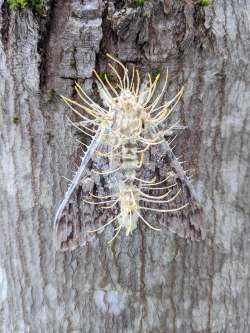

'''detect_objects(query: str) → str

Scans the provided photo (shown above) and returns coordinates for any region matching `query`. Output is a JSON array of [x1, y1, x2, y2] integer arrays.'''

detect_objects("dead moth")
[[54, 54, 205, 251]]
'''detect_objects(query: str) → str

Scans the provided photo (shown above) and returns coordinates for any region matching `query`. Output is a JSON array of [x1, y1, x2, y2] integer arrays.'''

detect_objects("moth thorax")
[[121, 118, 141, 137], [115, 101, 142, 137]]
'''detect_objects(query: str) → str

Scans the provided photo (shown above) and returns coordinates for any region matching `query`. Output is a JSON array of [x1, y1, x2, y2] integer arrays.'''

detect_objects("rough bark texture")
[[0, 0, 250, 332]]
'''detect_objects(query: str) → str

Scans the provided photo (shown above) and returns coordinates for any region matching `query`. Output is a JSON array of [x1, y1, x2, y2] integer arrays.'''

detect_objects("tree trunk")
[[0, 0, 249, 332]]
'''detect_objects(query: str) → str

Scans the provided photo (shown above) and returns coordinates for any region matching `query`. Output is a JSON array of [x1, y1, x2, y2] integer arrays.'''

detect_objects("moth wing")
[[157, 175, 205, 241], [143, 127, 205, 241], [54, 128, 114, 251]]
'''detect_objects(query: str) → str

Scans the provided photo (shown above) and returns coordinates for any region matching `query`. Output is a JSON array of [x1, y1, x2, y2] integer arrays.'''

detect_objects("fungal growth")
[[54, 54, 205, 251]]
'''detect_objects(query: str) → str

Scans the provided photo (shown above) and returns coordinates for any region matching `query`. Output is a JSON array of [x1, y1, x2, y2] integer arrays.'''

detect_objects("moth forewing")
[[53, 126, 112, 251], [147, 126, 205, 241]]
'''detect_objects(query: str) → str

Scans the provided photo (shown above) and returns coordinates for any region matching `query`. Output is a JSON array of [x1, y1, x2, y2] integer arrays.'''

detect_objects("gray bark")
[[0, 0, 250, 332]]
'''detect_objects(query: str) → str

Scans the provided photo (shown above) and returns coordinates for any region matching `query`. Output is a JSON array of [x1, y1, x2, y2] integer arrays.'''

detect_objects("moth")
[[54, 54, 205, 251]]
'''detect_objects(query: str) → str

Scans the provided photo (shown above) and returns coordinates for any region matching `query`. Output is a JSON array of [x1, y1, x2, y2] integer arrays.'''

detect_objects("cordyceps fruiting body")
[[54, 54, 205, 250]]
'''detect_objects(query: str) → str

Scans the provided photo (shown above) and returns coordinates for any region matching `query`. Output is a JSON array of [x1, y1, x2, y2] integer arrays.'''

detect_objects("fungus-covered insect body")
[[54, 54, 205, 251]]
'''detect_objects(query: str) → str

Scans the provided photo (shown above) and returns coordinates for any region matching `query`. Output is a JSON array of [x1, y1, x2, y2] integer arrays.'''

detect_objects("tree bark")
[[0, 0, 250, 332]]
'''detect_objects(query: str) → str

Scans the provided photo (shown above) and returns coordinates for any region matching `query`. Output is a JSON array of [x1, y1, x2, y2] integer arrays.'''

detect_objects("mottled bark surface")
[[0, 0, 250, 332]]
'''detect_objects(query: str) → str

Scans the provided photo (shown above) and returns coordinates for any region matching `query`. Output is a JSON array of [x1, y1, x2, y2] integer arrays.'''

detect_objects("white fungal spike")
[[54, 54, 202, 250]]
